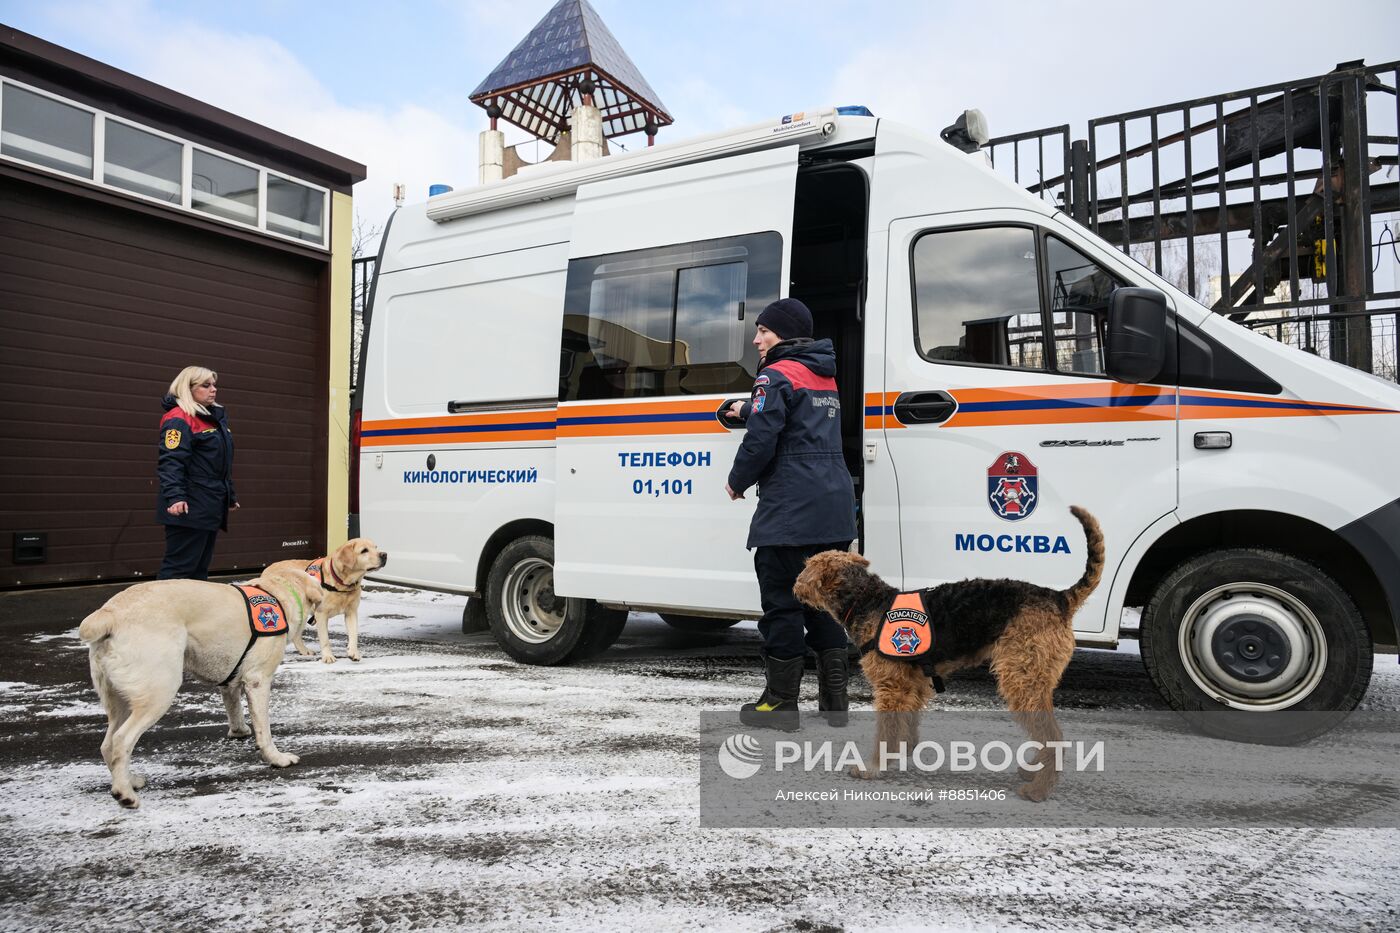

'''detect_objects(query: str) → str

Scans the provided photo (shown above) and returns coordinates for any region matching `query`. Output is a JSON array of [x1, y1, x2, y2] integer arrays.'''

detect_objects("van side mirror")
[[1106, 287, 1167, 384]]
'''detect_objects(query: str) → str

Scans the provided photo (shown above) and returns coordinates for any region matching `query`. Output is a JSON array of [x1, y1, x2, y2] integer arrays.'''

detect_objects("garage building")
[[0, 26, 367, 586]]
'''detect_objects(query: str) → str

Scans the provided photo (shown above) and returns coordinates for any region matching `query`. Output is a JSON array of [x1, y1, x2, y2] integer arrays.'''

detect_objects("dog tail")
[[1062, 506, 1105, 612], [78, 607, 116, 644]]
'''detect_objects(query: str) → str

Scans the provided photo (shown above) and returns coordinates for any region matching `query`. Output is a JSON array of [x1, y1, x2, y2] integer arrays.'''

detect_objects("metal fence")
[[986, 124, 1073, 210], [1243, 307, 1399, 382], [989, 60, 1400, 380]]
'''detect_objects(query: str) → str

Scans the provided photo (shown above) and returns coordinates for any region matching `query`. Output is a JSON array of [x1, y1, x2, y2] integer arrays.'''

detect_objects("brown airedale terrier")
[[793, 506, 1104, 801]]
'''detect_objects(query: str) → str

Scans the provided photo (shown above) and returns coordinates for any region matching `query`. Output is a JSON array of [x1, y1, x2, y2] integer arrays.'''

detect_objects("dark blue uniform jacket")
[[727, 338, 857, 549], [156, 395, 236, 531]]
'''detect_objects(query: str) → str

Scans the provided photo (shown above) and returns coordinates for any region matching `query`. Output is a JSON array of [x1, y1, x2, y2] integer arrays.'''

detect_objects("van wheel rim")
[[1177, 582, 1326, 711], [502, 558, 565, 644]]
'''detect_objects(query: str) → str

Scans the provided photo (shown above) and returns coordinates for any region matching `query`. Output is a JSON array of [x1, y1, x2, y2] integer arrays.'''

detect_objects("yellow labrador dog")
[[78, 569, 323, 809], [268, 537, 388, 664]]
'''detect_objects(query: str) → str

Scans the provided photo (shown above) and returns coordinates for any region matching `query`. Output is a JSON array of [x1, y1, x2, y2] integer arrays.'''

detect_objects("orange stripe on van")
[[928, 383, 1391, 428], [941, 383, 1173, 428], [366, 409, 557, 432], [361, 429, 557, 447], [556, 398, 729, 438], [361, 409, 558, 447], [863, 391, 903, 430]]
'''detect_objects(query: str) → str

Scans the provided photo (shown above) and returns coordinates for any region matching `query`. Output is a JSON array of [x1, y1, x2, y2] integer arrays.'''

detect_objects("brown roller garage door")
[[0, 173, 327, 586]]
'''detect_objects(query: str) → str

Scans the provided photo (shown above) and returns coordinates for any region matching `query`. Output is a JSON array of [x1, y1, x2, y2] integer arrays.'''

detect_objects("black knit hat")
[[755, 298, 813, 340]]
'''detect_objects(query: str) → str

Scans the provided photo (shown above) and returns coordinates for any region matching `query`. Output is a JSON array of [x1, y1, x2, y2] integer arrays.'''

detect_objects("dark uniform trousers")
[[754, 540, 852, 659], [158, 526, 220, 580]]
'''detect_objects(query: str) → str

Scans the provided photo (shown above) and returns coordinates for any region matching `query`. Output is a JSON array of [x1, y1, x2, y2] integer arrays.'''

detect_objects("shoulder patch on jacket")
[[164, 428, 182, 449], [766, 359, 837, 392], [161, 408, 213, 432]]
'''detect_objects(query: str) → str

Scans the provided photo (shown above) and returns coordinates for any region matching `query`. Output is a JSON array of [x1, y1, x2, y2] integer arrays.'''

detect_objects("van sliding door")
[[554, 145, 799, 616]]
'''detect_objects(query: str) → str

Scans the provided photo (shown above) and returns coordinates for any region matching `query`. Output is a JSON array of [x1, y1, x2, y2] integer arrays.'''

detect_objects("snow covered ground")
[[1, 582, 1397, 931]]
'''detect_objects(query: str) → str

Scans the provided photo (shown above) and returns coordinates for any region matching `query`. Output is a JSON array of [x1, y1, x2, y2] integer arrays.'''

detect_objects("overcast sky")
[[3, 0, 1398, 235]]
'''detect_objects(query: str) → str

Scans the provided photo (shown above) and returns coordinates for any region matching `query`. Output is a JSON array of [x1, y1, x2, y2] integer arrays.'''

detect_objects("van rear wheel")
[[485, 535, 619, 665], [1140, 548, 1371, 744]]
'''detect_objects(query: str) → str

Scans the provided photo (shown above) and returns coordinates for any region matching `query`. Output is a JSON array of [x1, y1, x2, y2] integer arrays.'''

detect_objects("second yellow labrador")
[[267, 537, 388, 664]]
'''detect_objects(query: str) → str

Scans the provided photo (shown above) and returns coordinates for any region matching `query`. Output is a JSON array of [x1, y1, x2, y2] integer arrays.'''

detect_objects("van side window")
[[560, 232, 781, 401], [912, 227, 1047, 369], [1044, 235, 1124, 376]]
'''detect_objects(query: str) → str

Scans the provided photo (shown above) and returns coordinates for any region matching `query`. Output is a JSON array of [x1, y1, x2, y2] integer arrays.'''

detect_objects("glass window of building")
[[103, 120, 181, 203], [1, 84, 94, 177], [267, 175, 324, 244], [191, 149, 258, 225]]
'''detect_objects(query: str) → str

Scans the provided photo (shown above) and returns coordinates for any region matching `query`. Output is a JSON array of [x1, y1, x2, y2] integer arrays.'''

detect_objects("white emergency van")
[[353, 107, 1400, 739]]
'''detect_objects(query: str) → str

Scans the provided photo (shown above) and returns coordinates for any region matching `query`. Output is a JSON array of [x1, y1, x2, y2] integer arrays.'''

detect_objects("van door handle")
[[892, 391, 957, 425], [717, 398, 748, 429]]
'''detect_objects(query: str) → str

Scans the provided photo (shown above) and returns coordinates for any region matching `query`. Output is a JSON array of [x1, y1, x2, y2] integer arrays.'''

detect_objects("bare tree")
[[352, 215, 383, 261], [350, 215, 383, 391]]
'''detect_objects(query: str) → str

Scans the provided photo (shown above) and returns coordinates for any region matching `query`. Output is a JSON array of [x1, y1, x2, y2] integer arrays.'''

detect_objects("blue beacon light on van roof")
[[836, 105, 874, 117], [429, 184, 454, 197]]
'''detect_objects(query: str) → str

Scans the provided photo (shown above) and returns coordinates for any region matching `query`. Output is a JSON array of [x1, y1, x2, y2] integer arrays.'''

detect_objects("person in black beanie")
[[726, 298, 857, 730]]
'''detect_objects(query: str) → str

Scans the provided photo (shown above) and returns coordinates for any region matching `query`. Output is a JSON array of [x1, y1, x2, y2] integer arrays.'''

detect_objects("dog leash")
[[220, 585, 301, 686]]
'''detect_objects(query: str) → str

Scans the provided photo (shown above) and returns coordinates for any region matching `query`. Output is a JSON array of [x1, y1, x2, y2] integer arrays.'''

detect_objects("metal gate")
[[988, 60, 1400, 380]]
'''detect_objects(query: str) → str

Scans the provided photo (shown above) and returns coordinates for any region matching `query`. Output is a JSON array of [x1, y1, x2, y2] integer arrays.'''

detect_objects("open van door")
[[554, 145, 799, 616]]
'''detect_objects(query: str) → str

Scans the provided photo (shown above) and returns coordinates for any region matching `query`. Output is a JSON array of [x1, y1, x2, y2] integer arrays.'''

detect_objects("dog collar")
[[324, 558, 348, 589], [308, 557, 352, 594]]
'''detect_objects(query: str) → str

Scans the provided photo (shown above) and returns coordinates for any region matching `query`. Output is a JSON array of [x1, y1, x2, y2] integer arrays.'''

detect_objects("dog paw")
[[348, 651, 361, 662], [848, 766, 881, 781], [294, 645, 315, 657], [1016, 782, 1051, 803], [130, 773, 147, 790], [266, 752, 300, 768], [226, 728, 252, 740], [111, 788, 140, 809], [320, 653, 337, 665]]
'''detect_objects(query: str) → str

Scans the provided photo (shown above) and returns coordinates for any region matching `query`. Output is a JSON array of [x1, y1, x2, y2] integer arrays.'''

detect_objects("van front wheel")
[[1140, 548, 1371, 743], [485, 535, 615, 665]]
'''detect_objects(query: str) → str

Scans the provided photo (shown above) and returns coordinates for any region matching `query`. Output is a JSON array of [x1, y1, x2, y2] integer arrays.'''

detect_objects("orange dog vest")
[[857, 591, 946, 693], [219, 584, 290, 686], [876, 592, 933, 659]]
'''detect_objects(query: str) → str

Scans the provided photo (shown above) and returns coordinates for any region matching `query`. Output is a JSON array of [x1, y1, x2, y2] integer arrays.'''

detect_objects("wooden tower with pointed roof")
[[470, 0, 672, 146]]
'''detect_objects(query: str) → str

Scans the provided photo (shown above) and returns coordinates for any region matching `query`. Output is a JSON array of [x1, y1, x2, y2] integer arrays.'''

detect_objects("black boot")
[[739, 651, 804, 732], [816, 647, 850, 728]]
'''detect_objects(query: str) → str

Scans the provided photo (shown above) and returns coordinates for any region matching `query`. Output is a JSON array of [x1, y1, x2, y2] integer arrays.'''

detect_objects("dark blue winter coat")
[[727, 338, 857, 549], [156, 395, 236, 532]]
